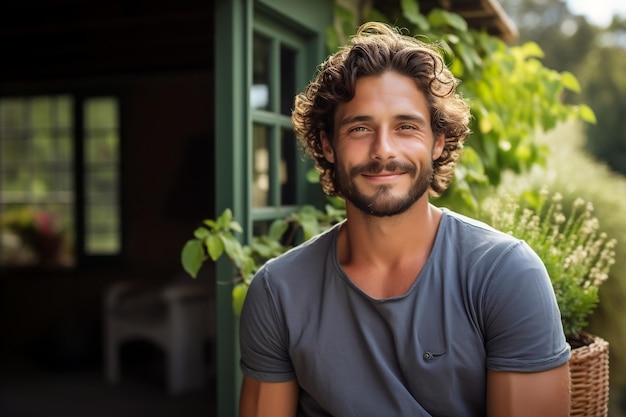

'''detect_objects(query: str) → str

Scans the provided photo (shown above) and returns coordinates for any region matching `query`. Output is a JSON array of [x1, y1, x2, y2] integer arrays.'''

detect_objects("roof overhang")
[[374, 0, 518, 43]]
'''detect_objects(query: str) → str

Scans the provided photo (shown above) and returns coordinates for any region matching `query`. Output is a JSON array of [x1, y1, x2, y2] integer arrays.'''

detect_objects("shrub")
[[481, 188, 617, 344]]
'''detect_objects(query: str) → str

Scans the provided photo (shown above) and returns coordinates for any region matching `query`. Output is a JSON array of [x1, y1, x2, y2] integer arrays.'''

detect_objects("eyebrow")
[[337, 115, 372, 128], [338, 113, 428, 128]]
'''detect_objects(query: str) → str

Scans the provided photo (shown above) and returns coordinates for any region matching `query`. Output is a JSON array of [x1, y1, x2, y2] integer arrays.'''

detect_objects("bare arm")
[[239, 375, 299, 417], [487, 363, 570, 417]]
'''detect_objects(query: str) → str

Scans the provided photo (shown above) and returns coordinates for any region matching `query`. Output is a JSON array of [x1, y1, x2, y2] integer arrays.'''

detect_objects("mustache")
[[349, 160, 417, 177]]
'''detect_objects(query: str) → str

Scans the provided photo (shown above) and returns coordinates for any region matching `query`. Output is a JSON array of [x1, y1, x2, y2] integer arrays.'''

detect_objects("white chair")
[[103, 278, 215, 395]]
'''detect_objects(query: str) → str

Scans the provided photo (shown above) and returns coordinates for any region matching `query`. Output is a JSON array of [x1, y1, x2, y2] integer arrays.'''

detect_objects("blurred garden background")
[[498, 1, 626, 413], [1, 0, 625, 416]]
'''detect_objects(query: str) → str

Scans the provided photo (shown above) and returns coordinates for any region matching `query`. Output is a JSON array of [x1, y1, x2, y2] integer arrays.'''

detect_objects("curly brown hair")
[[291, 22, 471, 197]]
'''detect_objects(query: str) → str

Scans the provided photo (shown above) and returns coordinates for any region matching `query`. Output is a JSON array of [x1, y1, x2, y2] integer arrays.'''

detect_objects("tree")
[[576, 19, 626, 174], [499, 0, 597, 74], [499, 0, 626, 175]]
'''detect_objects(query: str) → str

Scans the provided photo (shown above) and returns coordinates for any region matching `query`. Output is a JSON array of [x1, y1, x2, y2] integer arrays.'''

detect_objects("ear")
[[432, 133, 445, 160], [321, 131, 335, 163]]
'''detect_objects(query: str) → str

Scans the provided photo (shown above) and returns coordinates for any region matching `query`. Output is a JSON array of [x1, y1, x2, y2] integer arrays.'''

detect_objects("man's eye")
[[350, 126, 368, 132], [399, 124, 416, 130]]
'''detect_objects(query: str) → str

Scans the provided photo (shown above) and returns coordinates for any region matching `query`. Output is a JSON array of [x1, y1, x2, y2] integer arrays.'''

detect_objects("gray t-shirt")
[[240, 209, 570, 417]]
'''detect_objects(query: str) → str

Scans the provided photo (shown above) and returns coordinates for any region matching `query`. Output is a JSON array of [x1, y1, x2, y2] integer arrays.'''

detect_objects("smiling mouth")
[[361, 172, 405, 180]]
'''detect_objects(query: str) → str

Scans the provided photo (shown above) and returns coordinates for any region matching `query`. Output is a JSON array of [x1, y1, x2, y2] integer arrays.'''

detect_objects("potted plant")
[[481, 188, 617, 417], [0, 207, 66, 267]]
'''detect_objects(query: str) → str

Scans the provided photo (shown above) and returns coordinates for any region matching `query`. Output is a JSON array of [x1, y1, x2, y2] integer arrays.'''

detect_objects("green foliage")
[[577, 45, 626, 175], [181, 203, 344, 315], [480, 189, 617, 339], [504, 120, 626, 386], [328, 0, 593, 213], [500, 0, 626, 175]]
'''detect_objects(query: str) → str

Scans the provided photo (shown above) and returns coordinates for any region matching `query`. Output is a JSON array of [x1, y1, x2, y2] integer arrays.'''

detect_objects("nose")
[[371, 129, 396, 161]]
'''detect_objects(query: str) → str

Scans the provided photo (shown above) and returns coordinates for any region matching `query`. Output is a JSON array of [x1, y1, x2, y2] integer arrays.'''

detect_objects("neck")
[[338, 197, 442, 265], [335, 197, 443, 299]]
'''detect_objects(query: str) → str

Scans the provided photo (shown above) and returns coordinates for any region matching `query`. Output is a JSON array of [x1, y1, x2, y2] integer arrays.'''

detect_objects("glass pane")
[[252, 124, 270, 208], [84, 97, 121, 255], [280, 128, 297, 205], [251, 34, 271, 110], [280, 45, 297, 116], [0, 96, 75, 268], [30, 98, 52, 128], [1, 98, 25, 129]]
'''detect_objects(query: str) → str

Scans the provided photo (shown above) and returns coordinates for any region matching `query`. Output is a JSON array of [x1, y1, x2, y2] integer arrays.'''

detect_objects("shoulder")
[[241, 222, 343, 342], [264, 221, 339, 274], [441, 208, 512, 241], [440, 208, 524, 255], [437, 209, 545, 279], [247, 221, 340, 296]]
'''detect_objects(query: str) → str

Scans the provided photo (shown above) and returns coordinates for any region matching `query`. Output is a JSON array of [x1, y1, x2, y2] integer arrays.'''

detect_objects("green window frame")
[[250, 15, 313, 233], [214, 2, 332, 415]]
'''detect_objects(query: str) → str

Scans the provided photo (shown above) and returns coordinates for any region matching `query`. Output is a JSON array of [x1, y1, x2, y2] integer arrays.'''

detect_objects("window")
[[0, 95, 121, 268], [83, 98, 121, 255], [250, 18, 308, 236]]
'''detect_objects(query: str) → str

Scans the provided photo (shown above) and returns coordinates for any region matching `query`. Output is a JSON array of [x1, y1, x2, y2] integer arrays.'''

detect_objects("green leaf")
[[454, 42, 476, 74], [268, 219, 289, 240], [203, 219, 217, 229], [449, 58, 464, 77], [221, 233, 244, 262], [459, 146, 485, 172], [400, 0, 428, 28], [181, 239, 205, 278], [193, 227, 210, 239], [229, 220, 243, 233], [560, 71, 581, 93], [306, 168, 320, 183], [250, 239, 274, 258], [438, 38, 456, 60], [578, 104, 597, 124], [428, 8, 467, 32], [240, 257, 256, 281], [300, 217, 321, 241], [443, 34, 460, 45], [232, 283, 249, 316], [215, 208, 233, 229], [520, 41, 544, 59], [205, 234, 225, 262]]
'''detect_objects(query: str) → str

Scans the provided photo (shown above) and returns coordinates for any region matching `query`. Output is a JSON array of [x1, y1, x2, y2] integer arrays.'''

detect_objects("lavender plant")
[[483, 189, 617, 343]]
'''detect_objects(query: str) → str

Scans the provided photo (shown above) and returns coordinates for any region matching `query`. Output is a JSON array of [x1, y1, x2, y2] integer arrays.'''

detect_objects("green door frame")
[[214, 0, 333, 416]]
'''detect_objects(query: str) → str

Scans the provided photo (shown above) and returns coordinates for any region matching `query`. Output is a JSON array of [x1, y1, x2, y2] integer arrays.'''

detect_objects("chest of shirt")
[[285, 264, 487, 416]]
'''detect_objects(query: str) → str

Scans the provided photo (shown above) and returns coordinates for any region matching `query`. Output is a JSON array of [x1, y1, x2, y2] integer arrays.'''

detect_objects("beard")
[[334, 158, 434, 217]]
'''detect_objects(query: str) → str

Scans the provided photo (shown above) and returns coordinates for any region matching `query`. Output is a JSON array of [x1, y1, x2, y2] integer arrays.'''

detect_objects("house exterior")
[[0, 1, 515, 415]]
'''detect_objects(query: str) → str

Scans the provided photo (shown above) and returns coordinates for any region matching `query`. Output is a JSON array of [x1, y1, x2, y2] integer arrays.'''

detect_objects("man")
[[239, 22, 570, 417]]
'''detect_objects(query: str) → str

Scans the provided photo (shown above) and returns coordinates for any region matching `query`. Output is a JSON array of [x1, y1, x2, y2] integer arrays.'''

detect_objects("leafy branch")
[[181, 202, 345, 314]]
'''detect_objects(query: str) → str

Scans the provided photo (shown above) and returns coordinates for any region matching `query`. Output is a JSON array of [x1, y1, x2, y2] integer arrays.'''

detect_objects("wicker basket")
[[569, 333, 610, 417]]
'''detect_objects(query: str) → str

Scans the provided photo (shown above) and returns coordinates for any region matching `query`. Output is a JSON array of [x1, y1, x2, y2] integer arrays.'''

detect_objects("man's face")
[[322, 71, 444, 217]]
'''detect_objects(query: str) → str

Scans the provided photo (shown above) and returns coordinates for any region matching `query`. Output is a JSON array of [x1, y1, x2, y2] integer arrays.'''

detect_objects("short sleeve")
[[239, 266, 296, 382], [483, 241, 571, 372]]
